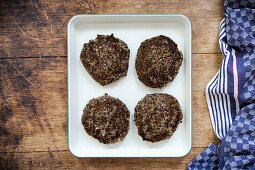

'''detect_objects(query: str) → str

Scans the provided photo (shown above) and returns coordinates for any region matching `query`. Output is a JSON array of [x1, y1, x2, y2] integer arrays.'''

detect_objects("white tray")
[[67, 14, 192, 157]]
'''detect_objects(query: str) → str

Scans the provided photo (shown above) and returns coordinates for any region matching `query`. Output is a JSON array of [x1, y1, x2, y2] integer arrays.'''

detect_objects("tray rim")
[[67, 14, 192, 158]]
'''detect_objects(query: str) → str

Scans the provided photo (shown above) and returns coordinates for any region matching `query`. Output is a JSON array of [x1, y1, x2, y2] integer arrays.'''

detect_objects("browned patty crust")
[[135, 35, 183, 88], [134, 93, 183, 143], [80, 34, 130, 86], [81, 94, 130, 144]]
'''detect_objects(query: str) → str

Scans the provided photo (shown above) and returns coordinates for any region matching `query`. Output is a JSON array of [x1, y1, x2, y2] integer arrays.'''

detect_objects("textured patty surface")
[[134, 93, 183, 143], [82, 94, 130, 144], [80, 34, 130, 86], [136, 35, 183, 88]]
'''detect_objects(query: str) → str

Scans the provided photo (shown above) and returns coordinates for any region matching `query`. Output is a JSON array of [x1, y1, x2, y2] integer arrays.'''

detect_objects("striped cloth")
[[206, 0, 255, 140], [188, 0, 255, 169], [206, 18, 236, 140]]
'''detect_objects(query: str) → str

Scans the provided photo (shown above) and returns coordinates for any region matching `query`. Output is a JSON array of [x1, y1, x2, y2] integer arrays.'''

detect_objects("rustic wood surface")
[[0, 0, 224, 169]]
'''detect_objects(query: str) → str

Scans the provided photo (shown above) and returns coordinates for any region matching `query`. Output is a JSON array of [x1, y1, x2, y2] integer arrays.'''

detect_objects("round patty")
[[134, 93, 183, 143], [81, 94, 130, 144], [80, 34, 130, 86], [135, 35, 183, 88]]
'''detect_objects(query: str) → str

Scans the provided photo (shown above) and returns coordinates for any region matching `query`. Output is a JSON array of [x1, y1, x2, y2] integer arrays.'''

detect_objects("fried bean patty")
[[81, 94, 130, 144], [134, 93, 183, 143], [80, 34, 130, 86], [136, 35, 183, 88]]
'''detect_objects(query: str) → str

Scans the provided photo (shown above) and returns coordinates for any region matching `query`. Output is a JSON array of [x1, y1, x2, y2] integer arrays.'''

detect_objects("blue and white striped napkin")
[[188, 0, 255, 169]]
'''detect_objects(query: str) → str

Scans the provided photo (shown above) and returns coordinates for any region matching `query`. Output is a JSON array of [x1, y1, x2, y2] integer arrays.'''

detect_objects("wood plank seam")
[[0, 56, 67, 60], [0, 147, 207, 154], [0, 53, 223, 60]]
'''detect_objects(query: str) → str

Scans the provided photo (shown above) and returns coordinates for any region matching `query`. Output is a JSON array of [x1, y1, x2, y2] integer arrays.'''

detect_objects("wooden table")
[[0, 0, 223, 169]]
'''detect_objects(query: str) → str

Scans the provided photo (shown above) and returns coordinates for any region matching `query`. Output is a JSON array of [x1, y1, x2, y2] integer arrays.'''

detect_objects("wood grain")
[[0, 57, 67, 153], [0, 0, 225, 169], [192, 54, 222, 147], [0, 148, 206, 169], [0, 0, 223, 59], [0, 54, 221, 154]]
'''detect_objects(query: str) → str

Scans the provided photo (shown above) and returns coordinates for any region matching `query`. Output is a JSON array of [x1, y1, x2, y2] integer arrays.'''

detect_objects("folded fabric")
[[206, 0, 255, 140], [188, 0, 255, 169], [188, 103, 255, 169]]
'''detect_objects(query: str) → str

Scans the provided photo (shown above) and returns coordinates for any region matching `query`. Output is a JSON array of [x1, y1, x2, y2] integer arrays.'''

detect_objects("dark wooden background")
[[0, 0, 223, 169]]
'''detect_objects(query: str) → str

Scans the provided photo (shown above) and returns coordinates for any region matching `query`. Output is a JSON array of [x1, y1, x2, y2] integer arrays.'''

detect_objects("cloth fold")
[[206, 0, 255, 141], [189, 0, 255, 169], [188, 103, 255, 169]]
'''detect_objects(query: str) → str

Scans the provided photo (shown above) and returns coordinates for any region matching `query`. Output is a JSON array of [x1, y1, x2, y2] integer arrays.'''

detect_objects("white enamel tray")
[[67, 14, 192, 157]]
